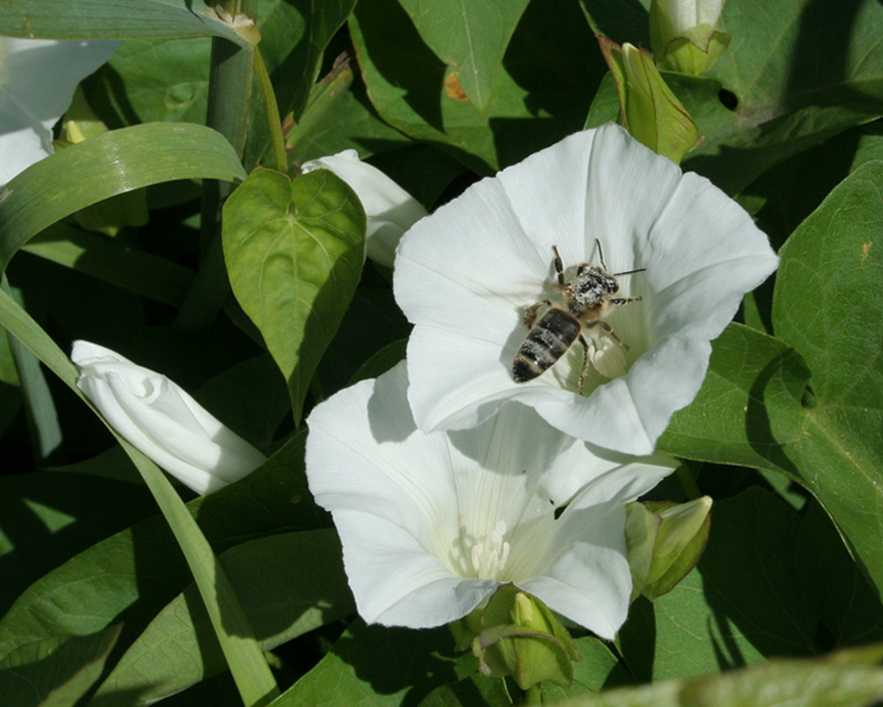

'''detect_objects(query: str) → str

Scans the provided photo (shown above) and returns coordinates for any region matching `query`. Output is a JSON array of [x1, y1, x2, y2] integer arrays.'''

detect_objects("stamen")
[[589, 336, 629, 379], [470, 520, 510, 579]]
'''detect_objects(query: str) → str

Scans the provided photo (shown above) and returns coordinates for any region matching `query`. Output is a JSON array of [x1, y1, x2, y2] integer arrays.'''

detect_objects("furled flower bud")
[[467, 586, 581, 691], [72, 341, 266, 495], [598, 39, 698, 164], [650, 0, 731, 75], [626, 496, 712, 600]]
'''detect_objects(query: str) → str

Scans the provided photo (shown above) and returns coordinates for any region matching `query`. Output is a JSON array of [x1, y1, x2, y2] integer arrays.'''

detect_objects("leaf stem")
[[254, 46, 288, 173], [676, 462, 701, 500]]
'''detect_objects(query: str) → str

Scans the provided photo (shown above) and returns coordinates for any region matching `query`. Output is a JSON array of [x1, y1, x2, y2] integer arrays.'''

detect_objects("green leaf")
[[349, 0, 604, 172], [657, 323, 808, 475], [396, 0, 531, 116], [771, 160, 883, 599], [418, 674, 512, 707], [796, 501, 883, 647], [0, 472, 155, 617], [0, 285, 279, 705], [618, 489, 816, 682], [269, 622, 470, 707], [0, 624, 122, 707], [91, 530, 353, 707], [550, 646, 883, 706], [21, 224, 194, 307], [271, 0, 356, 124], [0, 0, 249, 45], [583, 0, 883, 194], [0, 123, 247, 272], [223, 168, 365, 424], [0, 433, 324, 664]]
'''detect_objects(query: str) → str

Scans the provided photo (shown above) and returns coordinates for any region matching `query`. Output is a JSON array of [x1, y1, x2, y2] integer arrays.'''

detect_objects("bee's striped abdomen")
[[512, 308, 581, 383]]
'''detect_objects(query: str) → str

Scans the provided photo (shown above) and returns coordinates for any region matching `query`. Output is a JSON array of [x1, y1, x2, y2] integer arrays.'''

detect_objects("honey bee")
[[512, 242, 645, 392]]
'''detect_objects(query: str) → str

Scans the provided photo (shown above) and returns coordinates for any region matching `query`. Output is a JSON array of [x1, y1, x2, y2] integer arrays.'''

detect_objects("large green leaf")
[[21, 224, 194, 307], [0, 625, 122, 707], [617, 489, 816, 682], [396, 0, 530, 116], [0, 123, 247, 272], [91, 530, 353, 707], [0, 472, 155, 617], [659, 163, 883, 601], [548, 645, 883, 707], [223, 168, 365, 424], [270, 622, 470, 707], [349, 0, 604, 173], [584, 0, 883, 194], [657, 323, 808, 475], [0, 433, 323, 666], [770, 160, 883, 598], [0, 0, 248, 45]]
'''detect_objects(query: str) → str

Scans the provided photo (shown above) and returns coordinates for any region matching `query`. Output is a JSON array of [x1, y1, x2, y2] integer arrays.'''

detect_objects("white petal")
[[72, 341, 265, 495], [302, 150, 428, 268], [0, 38, 122, 186], [395, 124, 777, 454], [306, 361, 677, 632]]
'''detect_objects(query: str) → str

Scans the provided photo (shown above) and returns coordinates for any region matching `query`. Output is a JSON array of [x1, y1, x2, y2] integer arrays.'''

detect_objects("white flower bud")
[[72, 341, 266, 495]]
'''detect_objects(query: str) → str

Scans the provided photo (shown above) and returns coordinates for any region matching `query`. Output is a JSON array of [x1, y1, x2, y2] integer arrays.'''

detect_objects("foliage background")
[[1, 0, 883, 705]]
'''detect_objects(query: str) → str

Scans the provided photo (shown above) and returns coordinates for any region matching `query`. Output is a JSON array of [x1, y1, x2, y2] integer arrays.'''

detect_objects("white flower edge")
[[394, 123, 778, 455], [72, 340, 266, 495], [305, 360, 678, 639], [654, 0, 724, 35], [302, 150, 428, 268], [0, 37, 122, 187]]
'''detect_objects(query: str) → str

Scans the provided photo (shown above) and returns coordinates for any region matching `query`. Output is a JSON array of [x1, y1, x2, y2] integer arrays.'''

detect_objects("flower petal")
[[306, 360, 677, 635], [395, 123, 777, 454], [0, 38, 122, 186]]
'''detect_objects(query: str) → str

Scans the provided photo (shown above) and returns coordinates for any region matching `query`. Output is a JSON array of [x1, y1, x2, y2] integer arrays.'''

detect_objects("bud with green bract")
[[451, 585, 581, 691], [597, 38, 699, 165], [650, 0, 731, 75], [625, 496, 712, 601]]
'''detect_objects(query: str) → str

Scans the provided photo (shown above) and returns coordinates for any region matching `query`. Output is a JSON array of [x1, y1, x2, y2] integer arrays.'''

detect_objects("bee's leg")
[[523, 299, 552, 328], [610, 295, 642, 306], [552, 246, 566, 286], [578, 334, 590, 393], [585, 320, 630, 351]]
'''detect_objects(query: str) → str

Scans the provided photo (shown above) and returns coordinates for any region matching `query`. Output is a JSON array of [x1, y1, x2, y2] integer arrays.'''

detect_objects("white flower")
[[72, 341, 266, 495], [305, 361, 678, 639], [654, 0, 724, 36], [302, 150, 428, 268], [394, 124, 778, 455], [0, 37, 122, 187]]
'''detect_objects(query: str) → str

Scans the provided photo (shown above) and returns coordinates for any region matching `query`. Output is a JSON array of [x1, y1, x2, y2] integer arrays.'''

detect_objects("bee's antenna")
[[597, 238, 645, 277]]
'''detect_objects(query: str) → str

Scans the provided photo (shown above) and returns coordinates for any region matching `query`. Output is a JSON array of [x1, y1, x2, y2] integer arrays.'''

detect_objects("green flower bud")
[[458, 585, 581, 691], [597, 38, 698, 164], [650, 0, 731, 75], [626, 496, 712, 600], [59, 88, 148, 236]]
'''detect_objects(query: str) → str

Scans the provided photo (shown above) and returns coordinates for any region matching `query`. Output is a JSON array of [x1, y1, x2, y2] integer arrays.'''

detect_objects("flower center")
[[587, 335, 630, 380], [470, 520, 510, 580]]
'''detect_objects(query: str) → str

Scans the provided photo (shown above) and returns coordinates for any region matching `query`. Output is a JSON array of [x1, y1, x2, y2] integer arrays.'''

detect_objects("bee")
[[512, 242, 645, 392]]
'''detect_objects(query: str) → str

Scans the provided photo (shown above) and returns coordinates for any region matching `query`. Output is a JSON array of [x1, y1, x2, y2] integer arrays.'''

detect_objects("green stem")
[[254, 46, 287, 173], [524, 684, 543, 704], [676, 461, 701, 500]]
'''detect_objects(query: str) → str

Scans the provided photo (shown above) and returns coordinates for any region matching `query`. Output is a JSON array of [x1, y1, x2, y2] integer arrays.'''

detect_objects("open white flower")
[[0, 37, 122, 187], [394, 124, 778, 455], [302, 149, 428, 268], [72, 341, 266, 495], [305, 361, 678, 639]]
